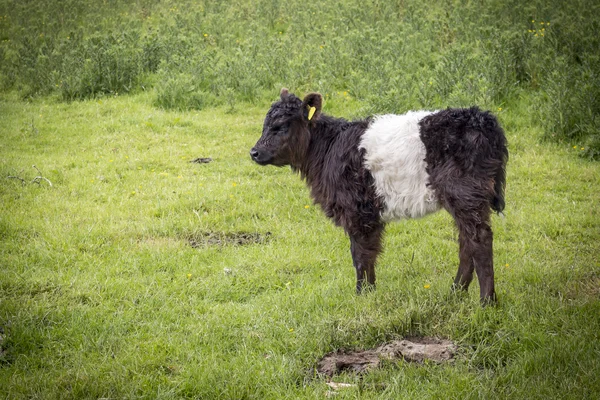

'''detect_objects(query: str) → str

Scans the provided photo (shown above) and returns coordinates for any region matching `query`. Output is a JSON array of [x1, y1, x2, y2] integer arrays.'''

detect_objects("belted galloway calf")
[[250, 88, 508, 304]]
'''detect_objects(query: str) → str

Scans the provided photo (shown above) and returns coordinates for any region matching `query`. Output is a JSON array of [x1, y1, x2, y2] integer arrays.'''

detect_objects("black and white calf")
[[250, 89, 508, 303]]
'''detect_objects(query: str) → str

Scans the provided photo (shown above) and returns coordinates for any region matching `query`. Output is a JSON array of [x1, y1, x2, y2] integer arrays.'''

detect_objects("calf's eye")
[[272, 126, 286, 136]]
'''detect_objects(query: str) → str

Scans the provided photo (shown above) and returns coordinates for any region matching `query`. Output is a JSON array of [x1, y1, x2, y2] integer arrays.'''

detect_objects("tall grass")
[[1, 0, 599, 153], [1, 0, 598, 156]]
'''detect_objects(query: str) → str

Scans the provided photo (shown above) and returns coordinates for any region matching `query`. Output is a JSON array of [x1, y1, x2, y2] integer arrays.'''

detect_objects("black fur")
[[419, 107, 508, 216], [250, 90, 508, 303]]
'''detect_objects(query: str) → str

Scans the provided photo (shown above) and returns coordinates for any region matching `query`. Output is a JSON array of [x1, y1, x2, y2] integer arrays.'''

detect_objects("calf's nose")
[[250, 148, 259, 159]]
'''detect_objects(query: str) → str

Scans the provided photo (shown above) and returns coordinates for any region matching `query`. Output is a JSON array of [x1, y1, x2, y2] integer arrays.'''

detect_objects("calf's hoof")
[[480, 292, 498, 307], [356, 282, 376, 295], [451, 282, 470, 293]]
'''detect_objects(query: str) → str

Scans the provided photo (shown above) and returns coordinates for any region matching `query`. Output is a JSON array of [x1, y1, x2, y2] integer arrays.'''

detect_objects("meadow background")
[[1, 0, 599, 398]]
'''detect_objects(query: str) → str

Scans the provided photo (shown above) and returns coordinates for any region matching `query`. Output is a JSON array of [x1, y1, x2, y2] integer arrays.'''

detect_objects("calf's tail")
[[488, 116, 508, 215], [491, 160, 507, 214], [467, 107, 509, 215]]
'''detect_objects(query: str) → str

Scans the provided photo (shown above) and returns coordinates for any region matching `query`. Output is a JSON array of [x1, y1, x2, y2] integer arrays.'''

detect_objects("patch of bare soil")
[[317, 337, 456, 377], [0, 326, 10, 365], [564, 272, 600, 300], [187, 231, 271, 247], [189, 157, 212, 164]]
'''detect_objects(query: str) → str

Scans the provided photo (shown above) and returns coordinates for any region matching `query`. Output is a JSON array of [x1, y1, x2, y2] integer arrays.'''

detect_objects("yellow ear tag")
[[308, 106, 316, 121]]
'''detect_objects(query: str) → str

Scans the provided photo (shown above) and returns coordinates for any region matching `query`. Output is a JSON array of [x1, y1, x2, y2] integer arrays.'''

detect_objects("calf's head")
[[250, 88, 322, 167]]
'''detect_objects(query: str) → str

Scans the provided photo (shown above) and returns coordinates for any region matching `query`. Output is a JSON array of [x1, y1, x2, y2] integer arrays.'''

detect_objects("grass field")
[[1, 0, 599, 398], [1, 90, 599, 399]]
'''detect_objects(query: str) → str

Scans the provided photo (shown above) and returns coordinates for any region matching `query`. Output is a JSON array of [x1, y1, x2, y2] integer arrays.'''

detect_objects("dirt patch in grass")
[[187, 231, 272, 247], [317, 337, 456, 377], [564, 272, 600, 300], [0, 326, 12, 366], [189, 157, 212, 164]]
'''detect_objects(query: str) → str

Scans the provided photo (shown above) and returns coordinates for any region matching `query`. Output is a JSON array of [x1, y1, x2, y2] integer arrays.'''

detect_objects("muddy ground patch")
[[186, 231, 272, 247], [317, 337, 456, 377]]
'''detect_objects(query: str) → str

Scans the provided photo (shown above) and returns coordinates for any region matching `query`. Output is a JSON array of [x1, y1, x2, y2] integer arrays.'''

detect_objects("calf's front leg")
[[349, 227, 383, 294]]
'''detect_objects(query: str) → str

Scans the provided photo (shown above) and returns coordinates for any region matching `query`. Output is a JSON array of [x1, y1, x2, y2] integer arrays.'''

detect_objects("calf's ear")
[[280, 87, 289, 100], [302, 93, 323, 121]]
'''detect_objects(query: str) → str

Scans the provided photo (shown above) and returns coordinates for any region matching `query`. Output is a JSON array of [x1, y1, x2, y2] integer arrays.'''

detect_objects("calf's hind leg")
[[471, 222, 496, 303], [452, 206, 496, 304], [441, 180, 496, 304], [452, 231, 476, 292]]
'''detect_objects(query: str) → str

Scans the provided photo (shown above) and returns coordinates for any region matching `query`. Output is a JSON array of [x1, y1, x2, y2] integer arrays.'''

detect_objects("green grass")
[[1, 90, 599, 399], [0, 0, 599, 397]]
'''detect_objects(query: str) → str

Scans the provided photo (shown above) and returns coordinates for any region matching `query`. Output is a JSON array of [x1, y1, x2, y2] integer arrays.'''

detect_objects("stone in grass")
[[317, 337, 456, 377]]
